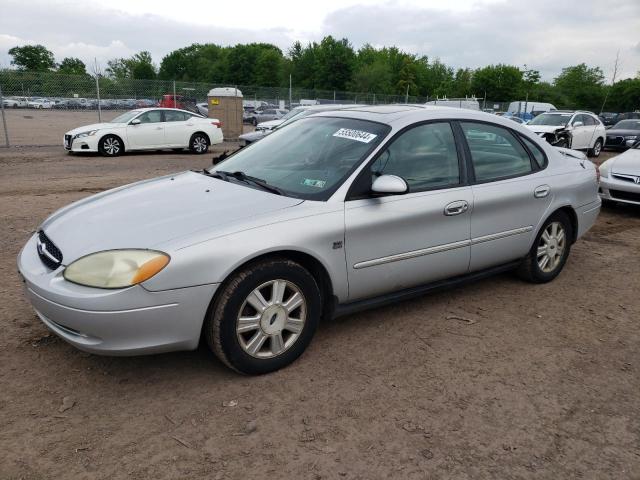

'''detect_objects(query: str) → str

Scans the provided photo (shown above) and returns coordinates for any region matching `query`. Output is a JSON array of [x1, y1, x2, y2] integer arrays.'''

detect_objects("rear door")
[[570, 114, 591, 149], [126, 110, 165, 149], [345, 121, 472, 301], [163, 110, 191, 147], [459, 121, 552, 271]]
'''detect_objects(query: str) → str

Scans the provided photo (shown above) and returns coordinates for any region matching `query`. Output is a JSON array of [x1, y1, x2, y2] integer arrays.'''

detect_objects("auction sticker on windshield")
[[333, 128, 377, 143], [302, 178, 326, 188]]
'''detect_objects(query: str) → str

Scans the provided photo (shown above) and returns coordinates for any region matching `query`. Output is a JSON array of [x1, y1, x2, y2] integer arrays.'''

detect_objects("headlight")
[[64, 250, 170, 289], [74, 130, 98, 139], [599, 160, 612, 178]]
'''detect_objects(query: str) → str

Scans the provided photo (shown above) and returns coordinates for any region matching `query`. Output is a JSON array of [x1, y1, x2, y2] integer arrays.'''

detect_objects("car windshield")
[[110, 111, 142, 123], [612, 120, 640, 130], [208, 117, 390, 200], [529, 113, 573, 126], [277, 108, 306, 123]]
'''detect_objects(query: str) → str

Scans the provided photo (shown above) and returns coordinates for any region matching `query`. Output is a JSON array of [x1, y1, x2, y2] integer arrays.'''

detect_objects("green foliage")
[[58, 57, 87, 76], [471, 64, 523, 100], [8, 45, 56, 71], [106, 51, 156, 80], [4, 39, 639, 111], [553, 64, 605, 111]]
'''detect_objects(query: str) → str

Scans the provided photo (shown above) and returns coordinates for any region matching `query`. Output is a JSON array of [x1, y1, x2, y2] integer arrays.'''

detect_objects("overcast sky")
[[1, 0, 638, 81]]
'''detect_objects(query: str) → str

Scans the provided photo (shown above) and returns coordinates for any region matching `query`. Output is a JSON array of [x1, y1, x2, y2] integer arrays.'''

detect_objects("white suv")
[[526, 110, 606, 157]]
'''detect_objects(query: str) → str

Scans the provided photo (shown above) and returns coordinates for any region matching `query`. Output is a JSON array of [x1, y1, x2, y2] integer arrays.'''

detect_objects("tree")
[[471, 64, 523, 100], [313, 36, 356, 91], [554, 64, 605, 111], [606, 78, 640, 112], [58, 57, 87, 76], [106, 51, 156, 79], [8, 45, 56, 71]]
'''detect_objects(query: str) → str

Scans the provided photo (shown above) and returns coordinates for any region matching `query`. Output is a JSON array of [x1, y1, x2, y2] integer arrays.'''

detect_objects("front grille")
[[610, 189, 640, 203], [612, 173, 639, 184], [606, 135, 623, 146], [37, 230, 63, 270]]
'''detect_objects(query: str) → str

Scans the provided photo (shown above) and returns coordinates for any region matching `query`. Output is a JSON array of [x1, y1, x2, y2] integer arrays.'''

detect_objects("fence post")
[[173, 80, 176, 108], [0, 83, 9, 148], [95, 74, 102, 123]]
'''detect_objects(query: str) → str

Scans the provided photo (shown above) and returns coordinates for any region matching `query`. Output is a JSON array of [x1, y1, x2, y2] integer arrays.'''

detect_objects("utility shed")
[[207, 87, 243, 140]]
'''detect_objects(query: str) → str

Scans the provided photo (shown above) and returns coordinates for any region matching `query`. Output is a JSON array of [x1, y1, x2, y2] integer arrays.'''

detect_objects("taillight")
[[212, 121, 222, 128]]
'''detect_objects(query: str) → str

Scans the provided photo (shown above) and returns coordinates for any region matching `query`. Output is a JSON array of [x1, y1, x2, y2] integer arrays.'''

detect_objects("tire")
[[517, 211, 573, 283], [588, 139, 603, 158], [252, 117, 258, 126], [98, 135, 123, 157], [204, 258, 322, 375], [189, 133, 209, 154]]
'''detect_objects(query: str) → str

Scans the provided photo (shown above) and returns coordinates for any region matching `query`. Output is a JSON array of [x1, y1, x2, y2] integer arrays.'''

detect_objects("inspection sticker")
[[333, 128, 377, 143], [302, 178, 326, 188]]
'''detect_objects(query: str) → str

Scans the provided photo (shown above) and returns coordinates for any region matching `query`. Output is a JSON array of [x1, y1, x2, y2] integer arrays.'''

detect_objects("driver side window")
[[370, 122, 460, 191], [137, 111, 163, 124]]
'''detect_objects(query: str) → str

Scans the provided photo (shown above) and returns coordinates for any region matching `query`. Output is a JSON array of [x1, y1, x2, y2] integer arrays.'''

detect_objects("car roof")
[[309, 103, 546, 133]]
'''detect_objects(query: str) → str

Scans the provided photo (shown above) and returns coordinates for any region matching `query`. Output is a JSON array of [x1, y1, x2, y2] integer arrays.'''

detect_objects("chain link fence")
[[0, 70, 521, 147]]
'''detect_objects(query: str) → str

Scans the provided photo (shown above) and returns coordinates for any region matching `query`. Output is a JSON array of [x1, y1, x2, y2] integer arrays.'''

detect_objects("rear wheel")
[[189, 133, 209, 154], [517, 211, 572, 283], [98, 135, 123, 157], [588, 139, 603, 157], [204, 258, 322, 375]]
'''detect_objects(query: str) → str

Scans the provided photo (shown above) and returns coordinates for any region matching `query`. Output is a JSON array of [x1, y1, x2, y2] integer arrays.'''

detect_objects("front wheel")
[[98, 135, 123, 157], [517, 211, 573, 283], [189, 133, 209, 154], [588, 139, 603, 157], [204, 258, 322, 375]]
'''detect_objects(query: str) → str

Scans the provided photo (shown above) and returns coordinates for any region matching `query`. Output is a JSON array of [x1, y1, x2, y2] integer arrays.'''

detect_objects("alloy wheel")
[[193, 136, 207, 153], [103, 137, 120, 155], [537, 221, 566, 273], [236, 279, 307, 359]]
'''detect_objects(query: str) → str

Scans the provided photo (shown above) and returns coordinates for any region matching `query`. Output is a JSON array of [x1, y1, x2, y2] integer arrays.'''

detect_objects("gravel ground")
[[1, 132, 639, 479]]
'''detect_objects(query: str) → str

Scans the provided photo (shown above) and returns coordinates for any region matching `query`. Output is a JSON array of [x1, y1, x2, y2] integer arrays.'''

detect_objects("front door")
[[127, 110, 165, 149], [345, 122, 472, 301], [458, 121, 553, 271]]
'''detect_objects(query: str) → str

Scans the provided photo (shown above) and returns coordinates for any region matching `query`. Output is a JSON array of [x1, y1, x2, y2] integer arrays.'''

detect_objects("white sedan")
[[28, 98, 55, 109], [63, 108, 224, 156]]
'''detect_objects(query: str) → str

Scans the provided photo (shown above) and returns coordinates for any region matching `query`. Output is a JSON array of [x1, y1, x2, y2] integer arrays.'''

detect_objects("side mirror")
[[572, 121, 583, 127], [130, 118, 141, 125], [371, 174, 409, 195]]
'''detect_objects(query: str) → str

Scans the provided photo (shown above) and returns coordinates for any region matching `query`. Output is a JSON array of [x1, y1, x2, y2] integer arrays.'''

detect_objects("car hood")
[[66, 122, 123, 135], [40, 171, 304, 264], [256, 119, 283, 129], [606, 129, 640, 137], [527, 124, 567, 134], [239, 130, 269, 142], [610, 148, 640, 175]]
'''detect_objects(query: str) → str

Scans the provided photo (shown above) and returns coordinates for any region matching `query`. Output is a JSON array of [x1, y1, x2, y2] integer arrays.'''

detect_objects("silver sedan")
[[599, 141, 640, 205], [18, 105, 601, 374]]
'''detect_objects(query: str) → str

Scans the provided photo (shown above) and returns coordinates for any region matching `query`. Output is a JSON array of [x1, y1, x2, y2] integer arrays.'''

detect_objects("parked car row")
[[1, 95, 180, 110]]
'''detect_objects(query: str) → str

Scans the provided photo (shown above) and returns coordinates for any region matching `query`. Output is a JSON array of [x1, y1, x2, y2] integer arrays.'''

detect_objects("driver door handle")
[[444, 200, 469, 216], [534, 185, 550, 198]]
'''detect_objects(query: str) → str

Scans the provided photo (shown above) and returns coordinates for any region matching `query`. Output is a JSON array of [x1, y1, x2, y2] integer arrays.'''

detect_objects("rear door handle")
[[444, 200, 469, 216], [534, 185, 550, 198]]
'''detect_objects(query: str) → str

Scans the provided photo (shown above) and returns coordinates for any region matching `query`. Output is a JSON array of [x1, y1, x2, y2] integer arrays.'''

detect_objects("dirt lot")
[[1, 126, 639, 478]]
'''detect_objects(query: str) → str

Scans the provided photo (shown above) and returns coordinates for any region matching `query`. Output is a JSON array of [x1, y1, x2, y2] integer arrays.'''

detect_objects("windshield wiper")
[[215, 170, 285, 196]]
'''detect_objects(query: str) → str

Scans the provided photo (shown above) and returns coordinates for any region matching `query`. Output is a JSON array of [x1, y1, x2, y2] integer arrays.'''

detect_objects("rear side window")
[[461, 122, 533, 182], [371, 122, 460, 191], [520, 135, 547, 169], [164, 110, 188, 122]]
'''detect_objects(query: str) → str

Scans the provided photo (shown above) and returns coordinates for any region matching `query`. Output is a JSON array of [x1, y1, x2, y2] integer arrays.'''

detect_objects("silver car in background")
[[599, 141, 640, 206], [18, 105, 600, 374]]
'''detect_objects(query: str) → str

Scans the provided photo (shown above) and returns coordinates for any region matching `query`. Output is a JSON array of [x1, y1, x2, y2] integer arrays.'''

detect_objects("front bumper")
[[18, 233, 218, 355], [63, 134, 100, 153], [599, 175, 640, 205]]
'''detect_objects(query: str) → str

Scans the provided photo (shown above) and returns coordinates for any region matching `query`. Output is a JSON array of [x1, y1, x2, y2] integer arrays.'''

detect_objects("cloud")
[[0, 0, 638, 81], [322, 0, 640, 80]]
